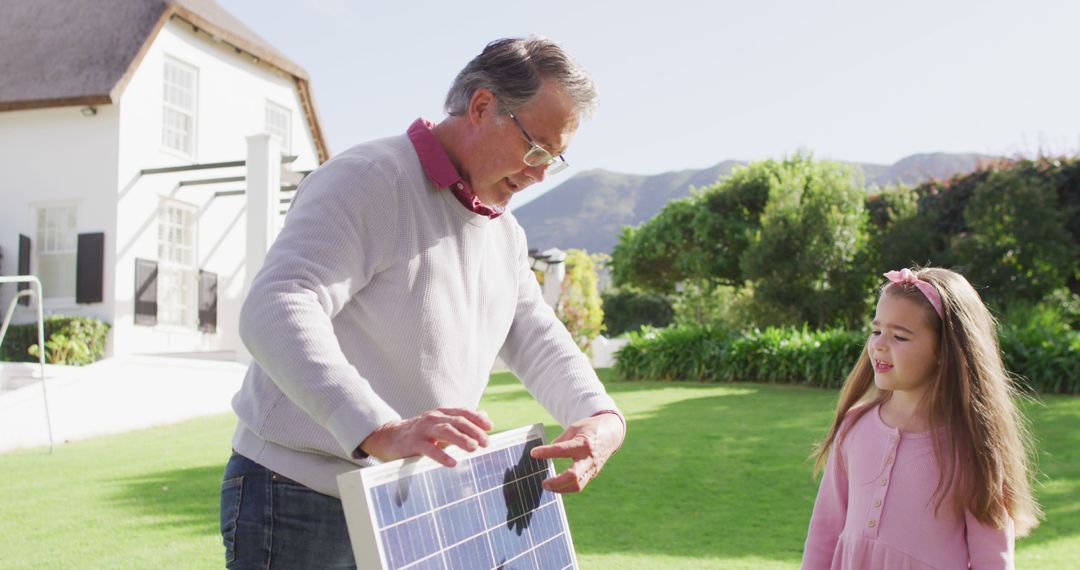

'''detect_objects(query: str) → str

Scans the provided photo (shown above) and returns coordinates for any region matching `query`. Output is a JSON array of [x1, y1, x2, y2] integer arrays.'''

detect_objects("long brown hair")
[[812, 267, 1041, 535]]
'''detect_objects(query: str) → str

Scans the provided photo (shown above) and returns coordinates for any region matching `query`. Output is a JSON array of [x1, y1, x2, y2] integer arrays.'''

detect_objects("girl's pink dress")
[[801, 405, 1014, 569]]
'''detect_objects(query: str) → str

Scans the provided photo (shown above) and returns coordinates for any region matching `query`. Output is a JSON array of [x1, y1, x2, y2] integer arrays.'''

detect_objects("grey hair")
[[444, 36, 598, 118]]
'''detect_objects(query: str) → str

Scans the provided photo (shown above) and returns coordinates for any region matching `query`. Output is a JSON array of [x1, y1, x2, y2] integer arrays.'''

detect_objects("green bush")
[[668, 282, 739, 327], [615, 324, 863, 386], [713, 327, 866, 388], [614, 324, 735, 382], [615, 321, 1079, 394], [0, 316, 110, 365], [1040, 288, 1080, 329], [601, 289, 674, 337], [1000, 324, 1079, 394], [998, 297, 1080, 394]]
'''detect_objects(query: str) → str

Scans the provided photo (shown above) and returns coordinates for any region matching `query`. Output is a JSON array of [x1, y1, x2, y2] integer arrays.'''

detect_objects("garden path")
[[0, 354, 244, 453]]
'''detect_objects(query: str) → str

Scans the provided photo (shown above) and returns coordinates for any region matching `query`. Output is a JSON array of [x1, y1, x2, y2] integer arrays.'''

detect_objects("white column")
[[244, 133, 281, 295], [542, 262, 565, 308], [239, 134, 281, 365], [539, 248, 567, 308]]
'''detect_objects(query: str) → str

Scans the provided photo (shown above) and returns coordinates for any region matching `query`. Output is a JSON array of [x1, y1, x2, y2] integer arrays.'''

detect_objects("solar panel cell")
[[381, 513, 439, 568], [489, 510, 533, 562], [500, 549, 540, 570], [428, 463, 478, 507], [470, 448, 508, 490], [373, 473, 431, 527], [435, 497, 485, 546], [445, 533, 494, 568], [529, 502, 562, 543], [534, 535, 574, 570], [405, 553, 446, 570]]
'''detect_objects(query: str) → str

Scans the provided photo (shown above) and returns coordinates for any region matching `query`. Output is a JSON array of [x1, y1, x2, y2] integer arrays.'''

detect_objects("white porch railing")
[[0, 276, 53, 452]]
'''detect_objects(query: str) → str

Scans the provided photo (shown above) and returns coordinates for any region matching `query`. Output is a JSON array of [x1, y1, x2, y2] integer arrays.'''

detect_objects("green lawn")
[[1, 370, 1077, 569]]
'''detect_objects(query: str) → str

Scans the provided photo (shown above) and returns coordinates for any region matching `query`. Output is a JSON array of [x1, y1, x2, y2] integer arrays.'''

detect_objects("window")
[[36, 205, 78, 299], [157, 201, 197, 328], [265, 101, 292, 152], [162, 57, 198, 156]]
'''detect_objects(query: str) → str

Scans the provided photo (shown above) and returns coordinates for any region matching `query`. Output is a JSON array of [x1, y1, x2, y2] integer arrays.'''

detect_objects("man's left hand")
[[530, 413, 624, 493]]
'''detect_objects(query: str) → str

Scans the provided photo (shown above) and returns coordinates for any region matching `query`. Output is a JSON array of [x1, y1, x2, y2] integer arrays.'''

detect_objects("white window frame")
[[162, 56, 199, 158], [34, 202, 79, 303], [265, 100, 292, 154], [157, 199, 198, 329]]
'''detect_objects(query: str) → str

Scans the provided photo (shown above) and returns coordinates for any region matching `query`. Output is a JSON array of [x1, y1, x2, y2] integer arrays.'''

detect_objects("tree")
[[690, 164, 772, 285], [740, 154, 873, 328], [611, 161, 771, 293], [610, 198, 697, 293], [557, 249, 605, 354], [954, 169, 1072, 306]]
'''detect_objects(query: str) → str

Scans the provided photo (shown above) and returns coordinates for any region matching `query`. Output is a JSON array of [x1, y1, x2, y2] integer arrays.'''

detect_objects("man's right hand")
[[359, 408, 493, 468]]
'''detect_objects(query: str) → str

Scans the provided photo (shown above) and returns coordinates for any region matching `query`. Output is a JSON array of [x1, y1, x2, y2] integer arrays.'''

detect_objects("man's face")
[[466, 81, 579, 208]]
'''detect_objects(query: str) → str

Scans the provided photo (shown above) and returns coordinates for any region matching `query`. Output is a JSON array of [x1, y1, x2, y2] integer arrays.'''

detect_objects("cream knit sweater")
[[231, 133, 619, 497]]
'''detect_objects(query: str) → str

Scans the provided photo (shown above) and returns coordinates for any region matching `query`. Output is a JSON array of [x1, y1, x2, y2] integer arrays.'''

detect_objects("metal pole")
[[0, 276, 54, 453]]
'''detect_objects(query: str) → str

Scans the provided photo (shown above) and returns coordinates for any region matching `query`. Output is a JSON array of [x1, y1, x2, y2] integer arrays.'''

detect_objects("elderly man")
[[220, 37, 626, 568]]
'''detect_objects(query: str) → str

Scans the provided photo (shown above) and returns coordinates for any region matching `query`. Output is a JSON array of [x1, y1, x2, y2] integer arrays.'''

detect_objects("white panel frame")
[[338, 423, 580, 570]]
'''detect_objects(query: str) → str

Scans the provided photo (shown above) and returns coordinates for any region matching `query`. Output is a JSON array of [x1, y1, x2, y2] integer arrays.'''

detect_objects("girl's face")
[[868, 294, 940, 398]]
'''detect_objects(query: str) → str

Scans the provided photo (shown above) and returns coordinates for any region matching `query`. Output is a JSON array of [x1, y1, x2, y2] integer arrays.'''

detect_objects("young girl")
[[802, 267, 1041, 569]]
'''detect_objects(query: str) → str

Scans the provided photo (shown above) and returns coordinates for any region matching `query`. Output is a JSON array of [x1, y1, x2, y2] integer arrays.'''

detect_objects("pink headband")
[[883, 269, 944, 319]]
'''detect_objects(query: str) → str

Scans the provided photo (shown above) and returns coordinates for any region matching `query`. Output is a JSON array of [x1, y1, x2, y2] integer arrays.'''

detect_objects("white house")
[[0, 0, 329, 360]]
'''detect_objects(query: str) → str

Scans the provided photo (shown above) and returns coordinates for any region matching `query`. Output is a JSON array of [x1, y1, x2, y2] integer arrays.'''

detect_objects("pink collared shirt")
[[406, 118, 503, 219]]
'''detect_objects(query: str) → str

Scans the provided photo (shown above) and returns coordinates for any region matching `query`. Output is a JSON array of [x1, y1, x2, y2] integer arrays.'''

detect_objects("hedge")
[[614, 323, 1079, 394], [0, 316, 110, 366], [601, 289, 674, 337], [1000, 325, 1080, 394]]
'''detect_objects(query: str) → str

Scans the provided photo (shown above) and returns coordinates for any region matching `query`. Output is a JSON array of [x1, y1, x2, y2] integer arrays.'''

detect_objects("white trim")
[[149, 323, 204, 336]]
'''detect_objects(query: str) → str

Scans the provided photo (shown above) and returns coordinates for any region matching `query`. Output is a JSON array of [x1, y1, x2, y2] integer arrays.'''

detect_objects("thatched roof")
[[0, 0, 328, 161]]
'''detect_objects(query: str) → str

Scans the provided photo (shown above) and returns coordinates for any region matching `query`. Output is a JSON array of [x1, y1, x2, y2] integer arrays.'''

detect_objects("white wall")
[[110, 17, 321, 356], [0, 105, 120, 330]]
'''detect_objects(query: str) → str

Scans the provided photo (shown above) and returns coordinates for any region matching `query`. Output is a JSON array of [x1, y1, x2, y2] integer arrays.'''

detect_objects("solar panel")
[[338, 423, 580, 570]]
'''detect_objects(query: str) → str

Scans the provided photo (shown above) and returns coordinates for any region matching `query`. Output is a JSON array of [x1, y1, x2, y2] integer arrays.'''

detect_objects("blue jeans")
[[220, 451, 356, 569]]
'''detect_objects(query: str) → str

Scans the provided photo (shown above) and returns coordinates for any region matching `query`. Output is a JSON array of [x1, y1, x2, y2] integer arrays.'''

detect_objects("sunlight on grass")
[[0, 370, 1077, 569], [579, 553, 795, 569]]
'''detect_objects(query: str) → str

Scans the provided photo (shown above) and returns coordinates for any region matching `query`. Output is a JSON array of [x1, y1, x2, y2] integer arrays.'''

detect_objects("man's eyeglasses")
[[508, 113, 569, 175]]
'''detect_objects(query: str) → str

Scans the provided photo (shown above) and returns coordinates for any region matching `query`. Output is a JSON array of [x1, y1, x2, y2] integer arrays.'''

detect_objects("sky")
[[218, 0, 1080, 209]]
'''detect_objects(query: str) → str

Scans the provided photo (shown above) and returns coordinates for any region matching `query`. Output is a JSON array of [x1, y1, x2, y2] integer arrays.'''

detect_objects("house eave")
[[0, 95, 114, 113]]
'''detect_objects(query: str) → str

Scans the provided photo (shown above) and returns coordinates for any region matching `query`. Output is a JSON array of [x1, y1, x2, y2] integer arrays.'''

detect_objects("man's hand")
[[530, 413, 624, 493], [359, 408, 493, 468]]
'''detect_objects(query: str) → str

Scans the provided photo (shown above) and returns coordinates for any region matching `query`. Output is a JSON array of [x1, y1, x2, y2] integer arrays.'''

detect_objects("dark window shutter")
[[198, 270, 218, 333], [134, 258, 158, 326], [17, 234, 30, 306], [76, 233, 105, 304]]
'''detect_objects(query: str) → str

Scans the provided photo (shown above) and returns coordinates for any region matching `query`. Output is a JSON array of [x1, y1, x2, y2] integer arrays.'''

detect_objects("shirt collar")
[[406, 118, 503, 219]]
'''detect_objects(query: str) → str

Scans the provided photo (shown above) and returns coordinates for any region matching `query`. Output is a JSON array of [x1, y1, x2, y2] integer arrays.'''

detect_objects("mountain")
[[876, 152, 995, 185], [513, 152, 995, 254]]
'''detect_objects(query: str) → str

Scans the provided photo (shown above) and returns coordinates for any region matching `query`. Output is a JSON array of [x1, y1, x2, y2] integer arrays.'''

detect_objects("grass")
[[1, 370, 1077, 569]]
